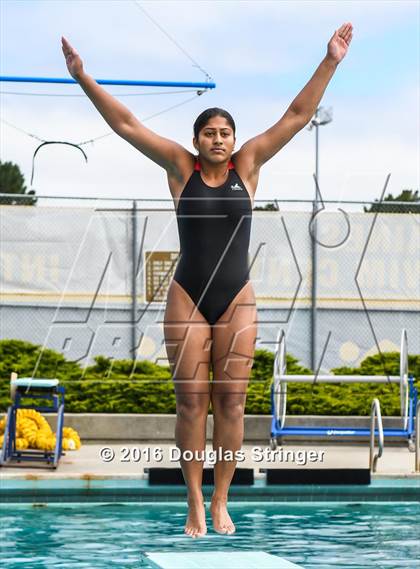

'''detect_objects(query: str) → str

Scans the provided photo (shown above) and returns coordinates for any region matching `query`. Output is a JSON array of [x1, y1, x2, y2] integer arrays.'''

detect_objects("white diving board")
[[140, 551, 302, 568]]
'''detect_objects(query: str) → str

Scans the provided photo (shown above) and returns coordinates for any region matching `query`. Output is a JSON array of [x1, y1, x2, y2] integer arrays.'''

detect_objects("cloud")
[[1, 0, 418, 206]]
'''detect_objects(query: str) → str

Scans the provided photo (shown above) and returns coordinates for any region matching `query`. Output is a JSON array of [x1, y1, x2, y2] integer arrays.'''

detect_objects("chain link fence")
[[1, 194, 419, 371]]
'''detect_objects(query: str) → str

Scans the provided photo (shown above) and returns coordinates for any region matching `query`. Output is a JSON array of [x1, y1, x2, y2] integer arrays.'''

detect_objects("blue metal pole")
[[0, 76, 216, 89]]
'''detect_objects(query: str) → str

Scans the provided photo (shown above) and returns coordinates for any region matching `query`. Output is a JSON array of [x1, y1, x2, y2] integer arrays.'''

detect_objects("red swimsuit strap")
[[194, 158, 234, 171]]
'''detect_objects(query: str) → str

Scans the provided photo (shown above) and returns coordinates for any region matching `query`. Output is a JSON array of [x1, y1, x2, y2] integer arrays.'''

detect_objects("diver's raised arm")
[[61, 36, 192, 174], [237, 22, 353, 171]]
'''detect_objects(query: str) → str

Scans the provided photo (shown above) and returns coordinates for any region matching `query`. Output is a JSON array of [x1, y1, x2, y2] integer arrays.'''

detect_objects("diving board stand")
[[140, 551, 302, 568], [270, 329, 417, 450]]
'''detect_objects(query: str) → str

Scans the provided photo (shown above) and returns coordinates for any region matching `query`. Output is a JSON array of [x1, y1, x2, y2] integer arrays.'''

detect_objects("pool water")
[[1, 502, 419, 568]]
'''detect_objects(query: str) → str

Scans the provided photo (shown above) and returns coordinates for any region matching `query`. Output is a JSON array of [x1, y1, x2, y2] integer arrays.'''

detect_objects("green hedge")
[[0, 339, 418, 415]]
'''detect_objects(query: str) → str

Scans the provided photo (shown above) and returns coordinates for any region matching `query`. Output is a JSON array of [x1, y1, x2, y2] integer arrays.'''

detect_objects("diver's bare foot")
[[210, 495, 235, 535], [184, 497, 207, 538]]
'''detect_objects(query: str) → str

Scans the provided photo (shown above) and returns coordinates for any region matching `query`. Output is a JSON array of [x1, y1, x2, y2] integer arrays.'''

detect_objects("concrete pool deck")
[[1, 442, 418, 479], [1, 413, 418, 484]]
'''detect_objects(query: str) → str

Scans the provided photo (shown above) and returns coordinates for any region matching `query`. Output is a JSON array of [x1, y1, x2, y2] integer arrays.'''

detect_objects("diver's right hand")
[[61, 36, 84, 80]]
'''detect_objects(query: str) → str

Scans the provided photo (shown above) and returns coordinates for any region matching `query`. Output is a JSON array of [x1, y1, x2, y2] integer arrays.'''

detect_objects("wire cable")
[[1, 118, 45, 142], [2, 89, 209, 187], [132, 1, 212, 82], [77, 89, 208, 146], [1, 90, 208, 147]]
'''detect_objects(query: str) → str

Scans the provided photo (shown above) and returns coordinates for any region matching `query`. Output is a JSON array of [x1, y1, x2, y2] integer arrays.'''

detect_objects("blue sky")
[[1, 0, 418, 205]]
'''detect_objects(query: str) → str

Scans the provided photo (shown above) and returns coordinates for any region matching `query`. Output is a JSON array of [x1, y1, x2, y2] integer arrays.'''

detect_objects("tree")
[[0, 160, 37, 205], [364, 189, 419, 214], [253, 201, 280, 211]]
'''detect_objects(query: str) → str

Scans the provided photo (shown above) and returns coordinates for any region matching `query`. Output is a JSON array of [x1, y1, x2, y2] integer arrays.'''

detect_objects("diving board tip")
[[140, 551, 302, 568]]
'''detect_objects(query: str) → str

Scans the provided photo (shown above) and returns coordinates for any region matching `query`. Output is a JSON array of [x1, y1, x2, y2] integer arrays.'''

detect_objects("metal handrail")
[[369, 398, 384, 472], [415, 400, 420, 473], [277, 375, 401, 383], [0, 192, 416, 206]]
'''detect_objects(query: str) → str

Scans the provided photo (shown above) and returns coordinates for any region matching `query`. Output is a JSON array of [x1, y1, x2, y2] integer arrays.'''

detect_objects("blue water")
[[1, 502, 419, 568]]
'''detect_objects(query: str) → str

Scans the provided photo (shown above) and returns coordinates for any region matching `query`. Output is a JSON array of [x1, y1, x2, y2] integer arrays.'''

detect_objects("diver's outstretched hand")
[[61, 36, 84, 80], [327, 22, 353, 64]]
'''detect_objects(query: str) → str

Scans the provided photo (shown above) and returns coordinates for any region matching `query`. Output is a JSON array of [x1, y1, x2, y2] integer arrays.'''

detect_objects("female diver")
[[62, 22, 352, 538]]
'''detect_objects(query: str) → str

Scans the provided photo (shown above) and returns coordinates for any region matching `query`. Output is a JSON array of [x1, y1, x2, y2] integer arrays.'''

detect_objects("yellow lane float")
[[0, 409, 81, 451]]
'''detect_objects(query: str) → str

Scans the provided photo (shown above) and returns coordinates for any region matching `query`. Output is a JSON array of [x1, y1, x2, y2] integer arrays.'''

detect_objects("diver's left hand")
[[327, 22, 353, 64]]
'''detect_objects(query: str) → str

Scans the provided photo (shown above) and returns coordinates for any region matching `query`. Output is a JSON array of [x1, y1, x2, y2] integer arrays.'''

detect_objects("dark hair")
[[193, 107, 236, 139]]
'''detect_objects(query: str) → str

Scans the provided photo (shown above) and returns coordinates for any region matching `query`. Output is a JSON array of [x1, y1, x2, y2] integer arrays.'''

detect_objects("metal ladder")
[[369, 398, 384, 472]]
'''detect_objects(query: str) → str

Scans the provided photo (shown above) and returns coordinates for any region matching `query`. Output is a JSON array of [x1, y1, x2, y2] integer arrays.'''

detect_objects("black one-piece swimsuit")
[[173, 159, 252, 325]]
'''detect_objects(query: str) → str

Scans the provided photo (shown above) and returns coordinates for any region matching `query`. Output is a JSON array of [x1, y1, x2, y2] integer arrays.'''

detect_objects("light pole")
[[307, 106, 333, 371], [308, 106, 333, 190]]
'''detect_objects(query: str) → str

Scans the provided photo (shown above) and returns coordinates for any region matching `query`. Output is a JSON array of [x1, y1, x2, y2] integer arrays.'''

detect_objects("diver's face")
[[193, 116, 235, 163]]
